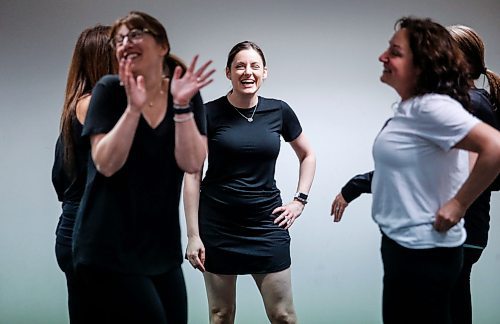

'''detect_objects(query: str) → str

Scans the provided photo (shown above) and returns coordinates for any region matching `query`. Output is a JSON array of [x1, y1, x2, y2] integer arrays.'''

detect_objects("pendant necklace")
[[233, 102, 257, 122], [148, 78, 166, 107]]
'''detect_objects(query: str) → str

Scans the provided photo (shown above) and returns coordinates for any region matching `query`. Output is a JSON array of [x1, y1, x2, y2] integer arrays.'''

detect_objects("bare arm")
[[183, 171, 206, 272], [434, 122, 500, 232], [172, 55, 214, 173], [291, 133, 316, 195], [90, 56, 149, 177], [90, 108, 141, 177], [92, 55, 214, 177], [273, 133, 316, 229]]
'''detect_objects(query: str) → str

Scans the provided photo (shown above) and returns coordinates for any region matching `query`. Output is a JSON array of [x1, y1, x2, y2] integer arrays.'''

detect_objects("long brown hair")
[[110, 11, 186, 78], [448, 25, 500, 118], [60, 25, 116, 176], [396, 17, 470, 109]]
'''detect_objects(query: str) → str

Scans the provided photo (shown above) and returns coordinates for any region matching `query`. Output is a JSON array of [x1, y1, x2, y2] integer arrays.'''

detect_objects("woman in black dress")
[[72, 11, 214, 323], [51, 24, 116, 323], [183, 41, 316, 323]]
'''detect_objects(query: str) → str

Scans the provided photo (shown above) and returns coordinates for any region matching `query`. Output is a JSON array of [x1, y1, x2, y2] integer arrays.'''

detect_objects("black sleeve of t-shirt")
[[341, 171, 374, 203], [280, 100, 302, 142], [82, 75, 125, 137], [191, 91, 207, 136]]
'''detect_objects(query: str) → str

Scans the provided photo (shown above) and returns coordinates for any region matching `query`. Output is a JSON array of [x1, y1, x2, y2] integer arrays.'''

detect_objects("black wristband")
[[173, 103, 193, 114], [294, 192, 308, 205]]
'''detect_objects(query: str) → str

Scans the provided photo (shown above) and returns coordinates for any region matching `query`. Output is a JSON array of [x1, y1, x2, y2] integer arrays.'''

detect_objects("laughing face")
[[114, 24, 168, 75], [378, 28, 420, 101], [226, 49, 267, 97]]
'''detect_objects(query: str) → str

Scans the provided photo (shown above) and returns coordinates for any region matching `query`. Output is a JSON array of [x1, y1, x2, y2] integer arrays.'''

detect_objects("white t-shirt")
[[372, 94, 479, 249]]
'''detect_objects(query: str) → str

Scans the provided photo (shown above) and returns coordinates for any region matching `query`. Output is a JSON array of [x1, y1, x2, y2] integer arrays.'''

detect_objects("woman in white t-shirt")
[[372, 17, 500, 323]]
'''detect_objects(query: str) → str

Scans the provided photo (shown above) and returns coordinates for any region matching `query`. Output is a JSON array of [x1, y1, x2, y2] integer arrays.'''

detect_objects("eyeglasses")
[[112, 28, 154, 47]]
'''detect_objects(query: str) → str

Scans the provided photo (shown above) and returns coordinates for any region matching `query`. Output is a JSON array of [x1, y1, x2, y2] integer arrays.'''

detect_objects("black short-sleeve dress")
[[200, 95, 302, 274], [73, 74, 206, 275]]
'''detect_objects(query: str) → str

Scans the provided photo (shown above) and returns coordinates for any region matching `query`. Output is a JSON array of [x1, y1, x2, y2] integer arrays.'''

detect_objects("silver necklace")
[[233, 104, 257, 122]]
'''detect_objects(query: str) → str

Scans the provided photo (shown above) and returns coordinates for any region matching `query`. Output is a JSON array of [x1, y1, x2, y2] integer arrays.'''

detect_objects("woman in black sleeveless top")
[[51, 24, 116, 323]]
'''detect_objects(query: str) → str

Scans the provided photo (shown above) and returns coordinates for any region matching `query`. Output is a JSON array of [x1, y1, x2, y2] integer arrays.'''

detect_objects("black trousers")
[[55, 242, 87, 324], [381, 234, 463, 324], [77, 264, 187, 324], [55, 201, 86, 324], [450, 247, 483, 324]]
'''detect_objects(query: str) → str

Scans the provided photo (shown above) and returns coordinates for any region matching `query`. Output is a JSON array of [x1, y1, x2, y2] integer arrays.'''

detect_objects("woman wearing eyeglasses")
[[72, 11, 214, 323]]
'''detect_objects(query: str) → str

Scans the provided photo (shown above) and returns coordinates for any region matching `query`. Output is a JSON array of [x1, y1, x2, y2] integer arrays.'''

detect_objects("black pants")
[[381, 234, 463, 324], [55, 201, 86, 324], [450, 247, 483, 324], [77, 264, 187, 324], [55, 242, 87, 324]]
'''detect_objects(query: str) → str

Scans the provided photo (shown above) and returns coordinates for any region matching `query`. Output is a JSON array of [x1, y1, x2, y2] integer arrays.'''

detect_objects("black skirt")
[[199, 191, 291, 274]]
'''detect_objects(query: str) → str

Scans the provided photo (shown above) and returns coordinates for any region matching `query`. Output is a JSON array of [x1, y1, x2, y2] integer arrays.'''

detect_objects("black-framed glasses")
[[112, 28, 154, 47]]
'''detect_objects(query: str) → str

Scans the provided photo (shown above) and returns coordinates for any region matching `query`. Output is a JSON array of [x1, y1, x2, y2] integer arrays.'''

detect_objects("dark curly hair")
[[396, 17, 471, 109]]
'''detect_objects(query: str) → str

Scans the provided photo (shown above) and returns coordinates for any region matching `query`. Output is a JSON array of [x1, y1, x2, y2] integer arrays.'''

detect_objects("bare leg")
[[203, 272, 238, 324], [252, 268, 297, 324]]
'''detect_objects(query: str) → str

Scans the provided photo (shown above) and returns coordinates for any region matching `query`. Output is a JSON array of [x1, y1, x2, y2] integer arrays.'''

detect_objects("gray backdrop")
[[1, 0, 499, 323]]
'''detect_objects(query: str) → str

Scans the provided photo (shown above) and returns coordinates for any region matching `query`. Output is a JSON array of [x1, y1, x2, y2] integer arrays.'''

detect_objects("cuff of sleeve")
[[341, 185, 361, 203]]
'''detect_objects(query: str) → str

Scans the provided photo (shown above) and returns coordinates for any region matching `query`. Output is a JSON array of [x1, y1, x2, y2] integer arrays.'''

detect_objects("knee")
[[269, 308, 297, 324], [209, 304, 236, 324]]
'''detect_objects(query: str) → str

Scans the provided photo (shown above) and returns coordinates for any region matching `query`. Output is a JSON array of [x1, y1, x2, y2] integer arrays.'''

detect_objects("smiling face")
[[226, 48, 267, 97], [378, 28, 420, 100], [114, 24, 168, 75]]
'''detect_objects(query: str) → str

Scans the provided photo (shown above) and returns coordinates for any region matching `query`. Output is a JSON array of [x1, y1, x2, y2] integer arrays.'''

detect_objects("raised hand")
[[119, 57, 147, 114], [171, 55, 215, 106]]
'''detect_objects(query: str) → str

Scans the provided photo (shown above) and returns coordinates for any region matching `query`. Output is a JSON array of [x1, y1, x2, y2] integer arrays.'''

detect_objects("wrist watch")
[[294, 192, 308, 205]]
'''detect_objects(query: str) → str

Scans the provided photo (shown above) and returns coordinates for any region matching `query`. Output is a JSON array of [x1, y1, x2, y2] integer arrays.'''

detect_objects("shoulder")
[[90, 74, 126, 107], [97, 74, 121, 87], [469, 88, 491, 106], [92, 75, 122, 95], [418, 93, 461, 108], [205, 96, 228, 118], [205, 96, 227, 109], [76, 94, 91, 124], [412, 94, 479, 132], [258, 96, 292, 112], [469, 89, 495, 122], [414, 93, 466, 117]]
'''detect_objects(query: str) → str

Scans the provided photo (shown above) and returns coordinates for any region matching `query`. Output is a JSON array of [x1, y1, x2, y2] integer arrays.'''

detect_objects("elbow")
[[184, 166, 202, 174], [94, 160, 120, 177], [302, 151, 317, 167], [494, 142, 500, 173], [177, 148, 206, 174], [180, 159, 204, 174], [95, 164, 116, 177]]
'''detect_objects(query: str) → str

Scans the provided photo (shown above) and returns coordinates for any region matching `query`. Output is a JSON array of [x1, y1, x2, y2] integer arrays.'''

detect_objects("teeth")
[[124, 53, 138, 60]]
